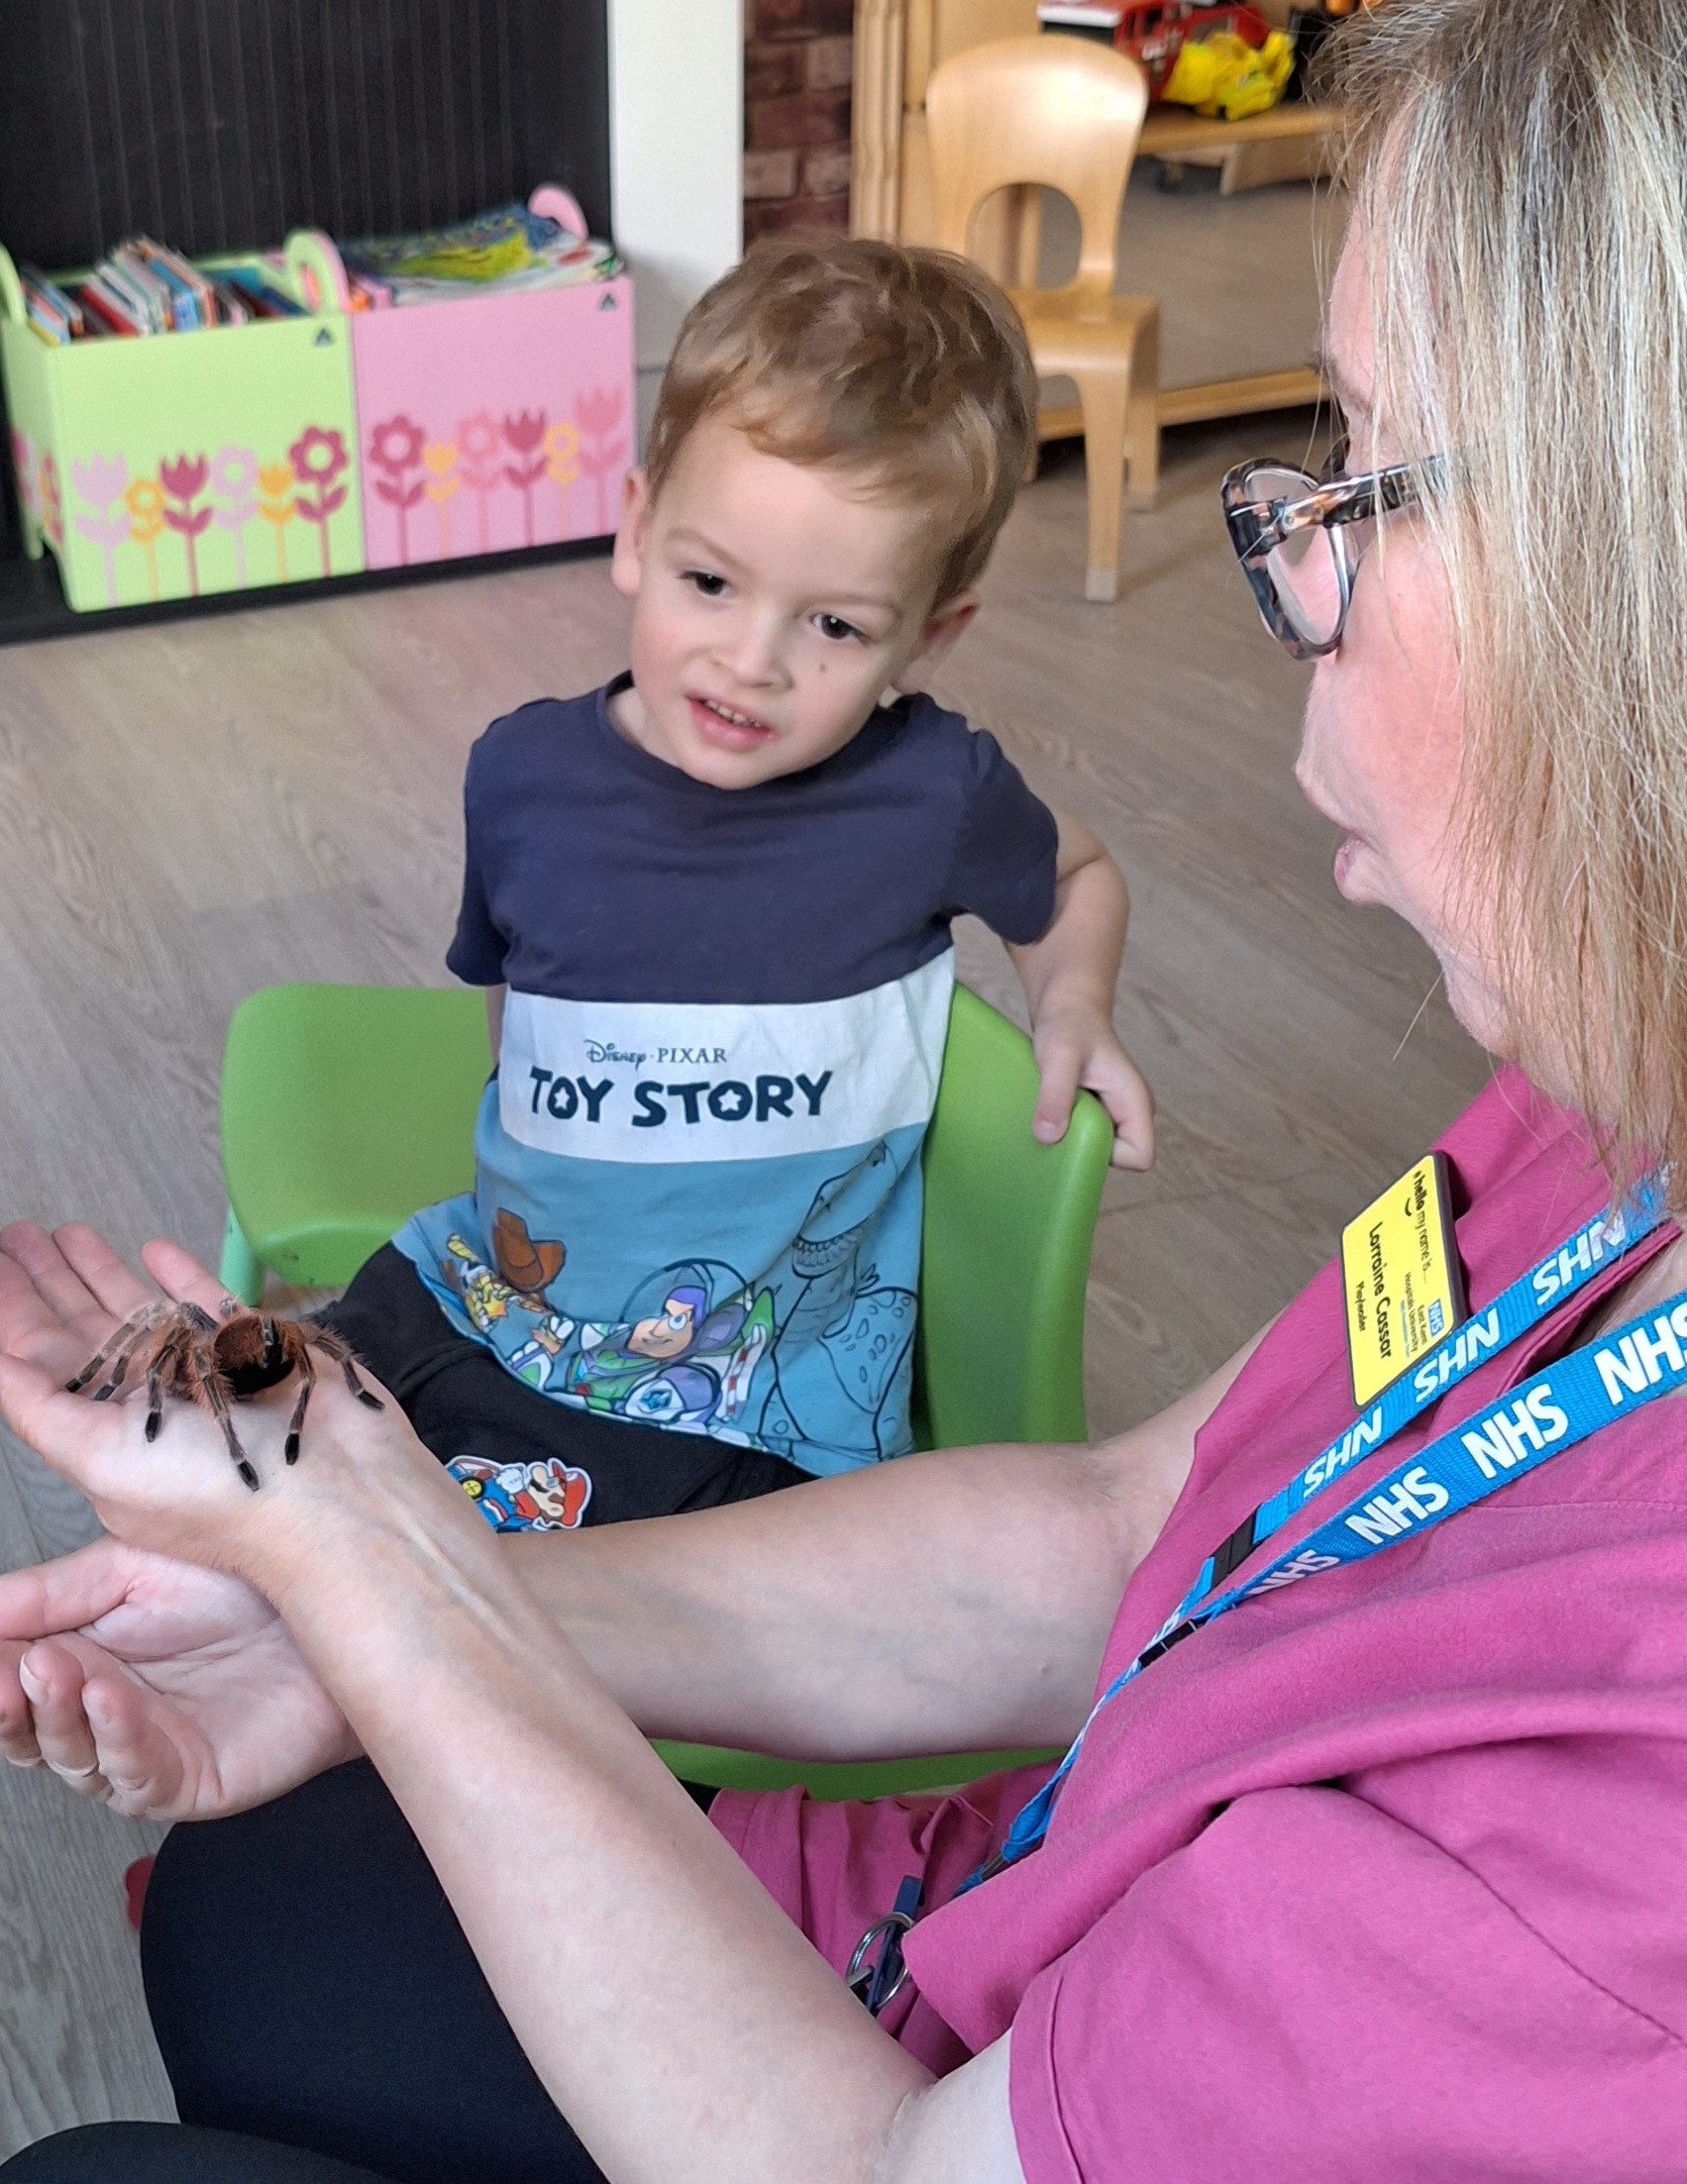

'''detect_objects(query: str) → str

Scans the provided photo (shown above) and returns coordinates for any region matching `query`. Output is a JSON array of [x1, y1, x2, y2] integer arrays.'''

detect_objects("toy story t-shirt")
[[393, 678, 1059, 1476]]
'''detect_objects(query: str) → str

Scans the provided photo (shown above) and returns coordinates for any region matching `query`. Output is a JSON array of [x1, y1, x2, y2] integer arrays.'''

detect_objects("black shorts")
[[317, 1244, 808, 1523]]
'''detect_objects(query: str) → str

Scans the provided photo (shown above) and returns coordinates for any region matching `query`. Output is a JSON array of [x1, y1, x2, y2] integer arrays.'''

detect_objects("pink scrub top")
[[712, 1070, 1687, 2178]]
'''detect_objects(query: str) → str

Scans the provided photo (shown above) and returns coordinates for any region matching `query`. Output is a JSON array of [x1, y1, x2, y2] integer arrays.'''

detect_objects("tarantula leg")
[[88, 1320, 160, 1403], [348, 1366, 384, 1412], [182, 1302, 219, 1335], [309, 1326, 385, 1411], [145, 1364, 164, 1443], [282, 1348, 317, 1464], [65, 1304, 165, 1395], [198, 1370, 260, 1492]]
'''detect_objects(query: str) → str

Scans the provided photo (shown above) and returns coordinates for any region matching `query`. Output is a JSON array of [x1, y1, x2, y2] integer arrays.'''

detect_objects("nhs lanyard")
[[964, 1188, 1676, 1892]]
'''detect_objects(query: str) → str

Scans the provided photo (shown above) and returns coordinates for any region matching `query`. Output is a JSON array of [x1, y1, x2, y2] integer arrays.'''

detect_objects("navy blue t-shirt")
[[395, 677, 1058, 1477]]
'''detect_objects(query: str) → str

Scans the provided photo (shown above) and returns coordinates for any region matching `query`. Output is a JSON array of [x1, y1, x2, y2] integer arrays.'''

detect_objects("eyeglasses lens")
[[1252, 465, 1344, 649]]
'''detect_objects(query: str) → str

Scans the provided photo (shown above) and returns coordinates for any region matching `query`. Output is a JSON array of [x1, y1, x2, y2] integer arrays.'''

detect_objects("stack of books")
[[18, 201, 622, 347], [339, 202, 620, 307], [20, 241, 303, 345]]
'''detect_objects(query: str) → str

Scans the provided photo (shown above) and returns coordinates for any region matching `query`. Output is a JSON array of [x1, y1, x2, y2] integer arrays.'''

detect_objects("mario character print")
[[450, 1453, 592, 1531]]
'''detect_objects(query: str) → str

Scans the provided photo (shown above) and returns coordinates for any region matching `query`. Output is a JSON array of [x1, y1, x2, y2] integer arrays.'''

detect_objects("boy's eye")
[[685, 570, 729, 598], [813, 612, 864, 643]]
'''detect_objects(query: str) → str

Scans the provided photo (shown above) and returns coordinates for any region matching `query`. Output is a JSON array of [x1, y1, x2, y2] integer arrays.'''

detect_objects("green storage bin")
[[0, 234, 363, 611]]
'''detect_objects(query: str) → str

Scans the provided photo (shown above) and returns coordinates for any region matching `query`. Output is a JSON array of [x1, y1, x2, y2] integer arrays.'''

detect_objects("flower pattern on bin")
[[211, 447, 260, 501], [72, 454, 129, 513], [370, 415, 425, 473], [288, 427, 349, 486], [159, 455, 211, 512]]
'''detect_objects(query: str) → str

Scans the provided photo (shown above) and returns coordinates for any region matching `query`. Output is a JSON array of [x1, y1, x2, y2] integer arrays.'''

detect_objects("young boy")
[[323, 235, 1153, 1528]]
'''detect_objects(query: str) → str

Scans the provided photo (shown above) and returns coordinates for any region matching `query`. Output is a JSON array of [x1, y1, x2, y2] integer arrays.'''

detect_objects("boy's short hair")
[[644, 235, 1038, 605]]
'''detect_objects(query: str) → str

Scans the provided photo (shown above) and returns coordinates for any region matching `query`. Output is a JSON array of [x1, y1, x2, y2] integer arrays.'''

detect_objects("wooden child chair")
[[926, 33, 1160, 602]]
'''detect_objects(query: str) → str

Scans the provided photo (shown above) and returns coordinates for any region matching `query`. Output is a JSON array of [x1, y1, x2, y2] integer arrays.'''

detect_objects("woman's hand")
[[0, 1220, 362, 1818], [0, 1535, 359, 1820], [0, 1219, 429, 1591]]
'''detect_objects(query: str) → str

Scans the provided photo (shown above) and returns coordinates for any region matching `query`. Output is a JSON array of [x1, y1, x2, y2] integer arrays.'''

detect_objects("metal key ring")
[[847, 1910, 915, 2014]]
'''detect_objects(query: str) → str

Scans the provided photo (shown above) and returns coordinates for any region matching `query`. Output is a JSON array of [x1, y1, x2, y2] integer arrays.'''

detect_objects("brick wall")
[[743, 0, 854, 244]]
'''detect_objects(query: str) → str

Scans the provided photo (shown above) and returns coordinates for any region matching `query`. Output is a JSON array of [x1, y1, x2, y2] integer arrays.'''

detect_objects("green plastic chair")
[[219, 979, 1110, 1797]]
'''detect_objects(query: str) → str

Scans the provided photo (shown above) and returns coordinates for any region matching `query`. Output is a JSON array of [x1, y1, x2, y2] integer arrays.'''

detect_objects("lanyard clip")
[[847, 1874, 923, 2017]]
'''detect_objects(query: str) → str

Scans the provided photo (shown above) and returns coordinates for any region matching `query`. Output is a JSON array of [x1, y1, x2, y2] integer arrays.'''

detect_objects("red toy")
[[1112, 2, 1274, 97]]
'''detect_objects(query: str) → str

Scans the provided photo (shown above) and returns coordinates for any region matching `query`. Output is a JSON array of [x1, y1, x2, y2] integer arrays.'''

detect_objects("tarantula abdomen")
[[66, 1300, 383, 1491], [213, 1312, 304, 1399]]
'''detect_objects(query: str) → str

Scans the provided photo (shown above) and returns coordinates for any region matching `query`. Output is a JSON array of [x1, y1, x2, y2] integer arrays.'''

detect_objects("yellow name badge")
[[1341, 1152, 1468, 1407]]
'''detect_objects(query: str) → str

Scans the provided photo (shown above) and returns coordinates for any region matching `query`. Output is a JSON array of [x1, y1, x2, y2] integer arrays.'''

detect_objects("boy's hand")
[[1032, 1001, 1156, 1171], [1010, 809, 1155, 1172]]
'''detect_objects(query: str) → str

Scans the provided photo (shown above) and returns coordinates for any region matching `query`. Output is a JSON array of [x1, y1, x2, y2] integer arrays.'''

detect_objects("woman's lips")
[[687, 693, 775, 751]]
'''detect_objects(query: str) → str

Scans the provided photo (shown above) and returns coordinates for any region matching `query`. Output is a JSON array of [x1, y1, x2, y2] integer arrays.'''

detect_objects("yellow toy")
[[1161, 27, 1295, 121]]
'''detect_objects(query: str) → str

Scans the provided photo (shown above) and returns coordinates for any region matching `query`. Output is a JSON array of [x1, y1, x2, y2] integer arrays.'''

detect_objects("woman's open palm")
[[0, 1219, 358, 1819]]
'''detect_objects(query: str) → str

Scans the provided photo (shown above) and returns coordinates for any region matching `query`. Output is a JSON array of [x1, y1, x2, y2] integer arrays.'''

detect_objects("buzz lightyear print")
[[512, 1260, 777, 1439], [436, 1229, 776, 1443]]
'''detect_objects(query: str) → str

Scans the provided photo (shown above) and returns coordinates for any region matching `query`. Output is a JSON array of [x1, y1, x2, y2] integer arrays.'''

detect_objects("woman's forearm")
[[274, 1496, 935, 2184], [514, 1441, 1127, 1758], [507, 1346, 1252, 1760]]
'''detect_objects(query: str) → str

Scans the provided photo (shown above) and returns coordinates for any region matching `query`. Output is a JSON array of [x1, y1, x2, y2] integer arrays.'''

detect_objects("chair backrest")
[[925, 34, 1149, 302], [915, 983, 1109, 1448]]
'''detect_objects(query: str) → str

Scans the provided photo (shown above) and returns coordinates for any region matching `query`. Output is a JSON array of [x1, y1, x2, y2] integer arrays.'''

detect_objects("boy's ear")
[[890, 589, 980, 694], [610, 468, 652, 599]]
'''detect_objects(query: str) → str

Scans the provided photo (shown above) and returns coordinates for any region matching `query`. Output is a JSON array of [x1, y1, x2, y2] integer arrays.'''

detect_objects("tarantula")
[[66, 1300, 383, 1491]]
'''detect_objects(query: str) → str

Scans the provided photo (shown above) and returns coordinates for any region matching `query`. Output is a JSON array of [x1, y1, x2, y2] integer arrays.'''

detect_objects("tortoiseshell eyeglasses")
[[1220, 444, 1447, 661]]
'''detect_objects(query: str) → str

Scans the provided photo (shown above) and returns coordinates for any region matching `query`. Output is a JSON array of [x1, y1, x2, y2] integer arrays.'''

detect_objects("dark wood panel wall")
[[0, 0, 611, 555]]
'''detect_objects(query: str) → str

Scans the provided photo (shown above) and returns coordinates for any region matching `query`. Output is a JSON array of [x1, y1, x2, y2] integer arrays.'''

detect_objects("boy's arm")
[[1008, 811, 1154, 1171], [484, 985, 505, 1056]]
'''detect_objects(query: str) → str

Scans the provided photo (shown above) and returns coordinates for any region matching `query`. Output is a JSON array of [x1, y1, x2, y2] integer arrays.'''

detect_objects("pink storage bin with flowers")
[[312, 187, 634, 572]]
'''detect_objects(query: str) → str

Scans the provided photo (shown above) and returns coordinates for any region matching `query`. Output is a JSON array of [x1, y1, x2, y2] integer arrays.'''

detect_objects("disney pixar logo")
[[582, 1041, 730, 1068]]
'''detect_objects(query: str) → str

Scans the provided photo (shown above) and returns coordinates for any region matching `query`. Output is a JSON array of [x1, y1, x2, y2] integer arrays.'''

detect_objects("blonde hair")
[[1330, 0, 1687, 1198], [644, 234, 1038, 605]]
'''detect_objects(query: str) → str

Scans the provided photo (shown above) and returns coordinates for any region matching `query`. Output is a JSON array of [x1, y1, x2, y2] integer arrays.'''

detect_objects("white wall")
[[607, 0, 744, 448]]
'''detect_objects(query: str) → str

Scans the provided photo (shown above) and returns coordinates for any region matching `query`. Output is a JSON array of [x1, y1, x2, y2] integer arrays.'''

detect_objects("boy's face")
[[607, 415, 978, 788]]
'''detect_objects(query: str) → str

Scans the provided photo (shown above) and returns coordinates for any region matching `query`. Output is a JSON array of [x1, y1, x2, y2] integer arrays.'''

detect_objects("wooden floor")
[[0, 388, 1491, 2154]]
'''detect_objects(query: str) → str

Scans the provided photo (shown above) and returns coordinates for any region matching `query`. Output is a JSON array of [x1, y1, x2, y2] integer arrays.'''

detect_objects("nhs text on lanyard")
[[965, 1190, 1676, 1890]]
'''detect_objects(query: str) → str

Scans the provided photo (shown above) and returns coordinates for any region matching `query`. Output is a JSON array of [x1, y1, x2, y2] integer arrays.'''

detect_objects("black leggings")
[[3, 1762, 727, 2184], [0, 2125, 387, 2182], [317, 1245, 808, 1520]]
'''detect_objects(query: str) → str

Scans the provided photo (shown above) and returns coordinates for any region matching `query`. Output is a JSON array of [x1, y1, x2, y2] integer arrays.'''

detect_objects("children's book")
[[339, 201, 620, 304], [100, 252, 166, 334], [221, 264, 304, 317], [75, 273, 144, 336], [19, 267, 82, 345]]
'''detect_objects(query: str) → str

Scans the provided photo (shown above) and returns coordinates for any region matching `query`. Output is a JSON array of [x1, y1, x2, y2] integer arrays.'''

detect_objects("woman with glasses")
[[3, 2, 1686, 2178]]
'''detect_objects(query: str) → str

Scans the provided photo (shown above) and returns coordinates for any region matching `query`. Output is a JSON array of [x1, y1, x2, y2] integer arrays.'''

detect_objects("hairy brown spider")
[[66, 1300, 383, 1491]]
